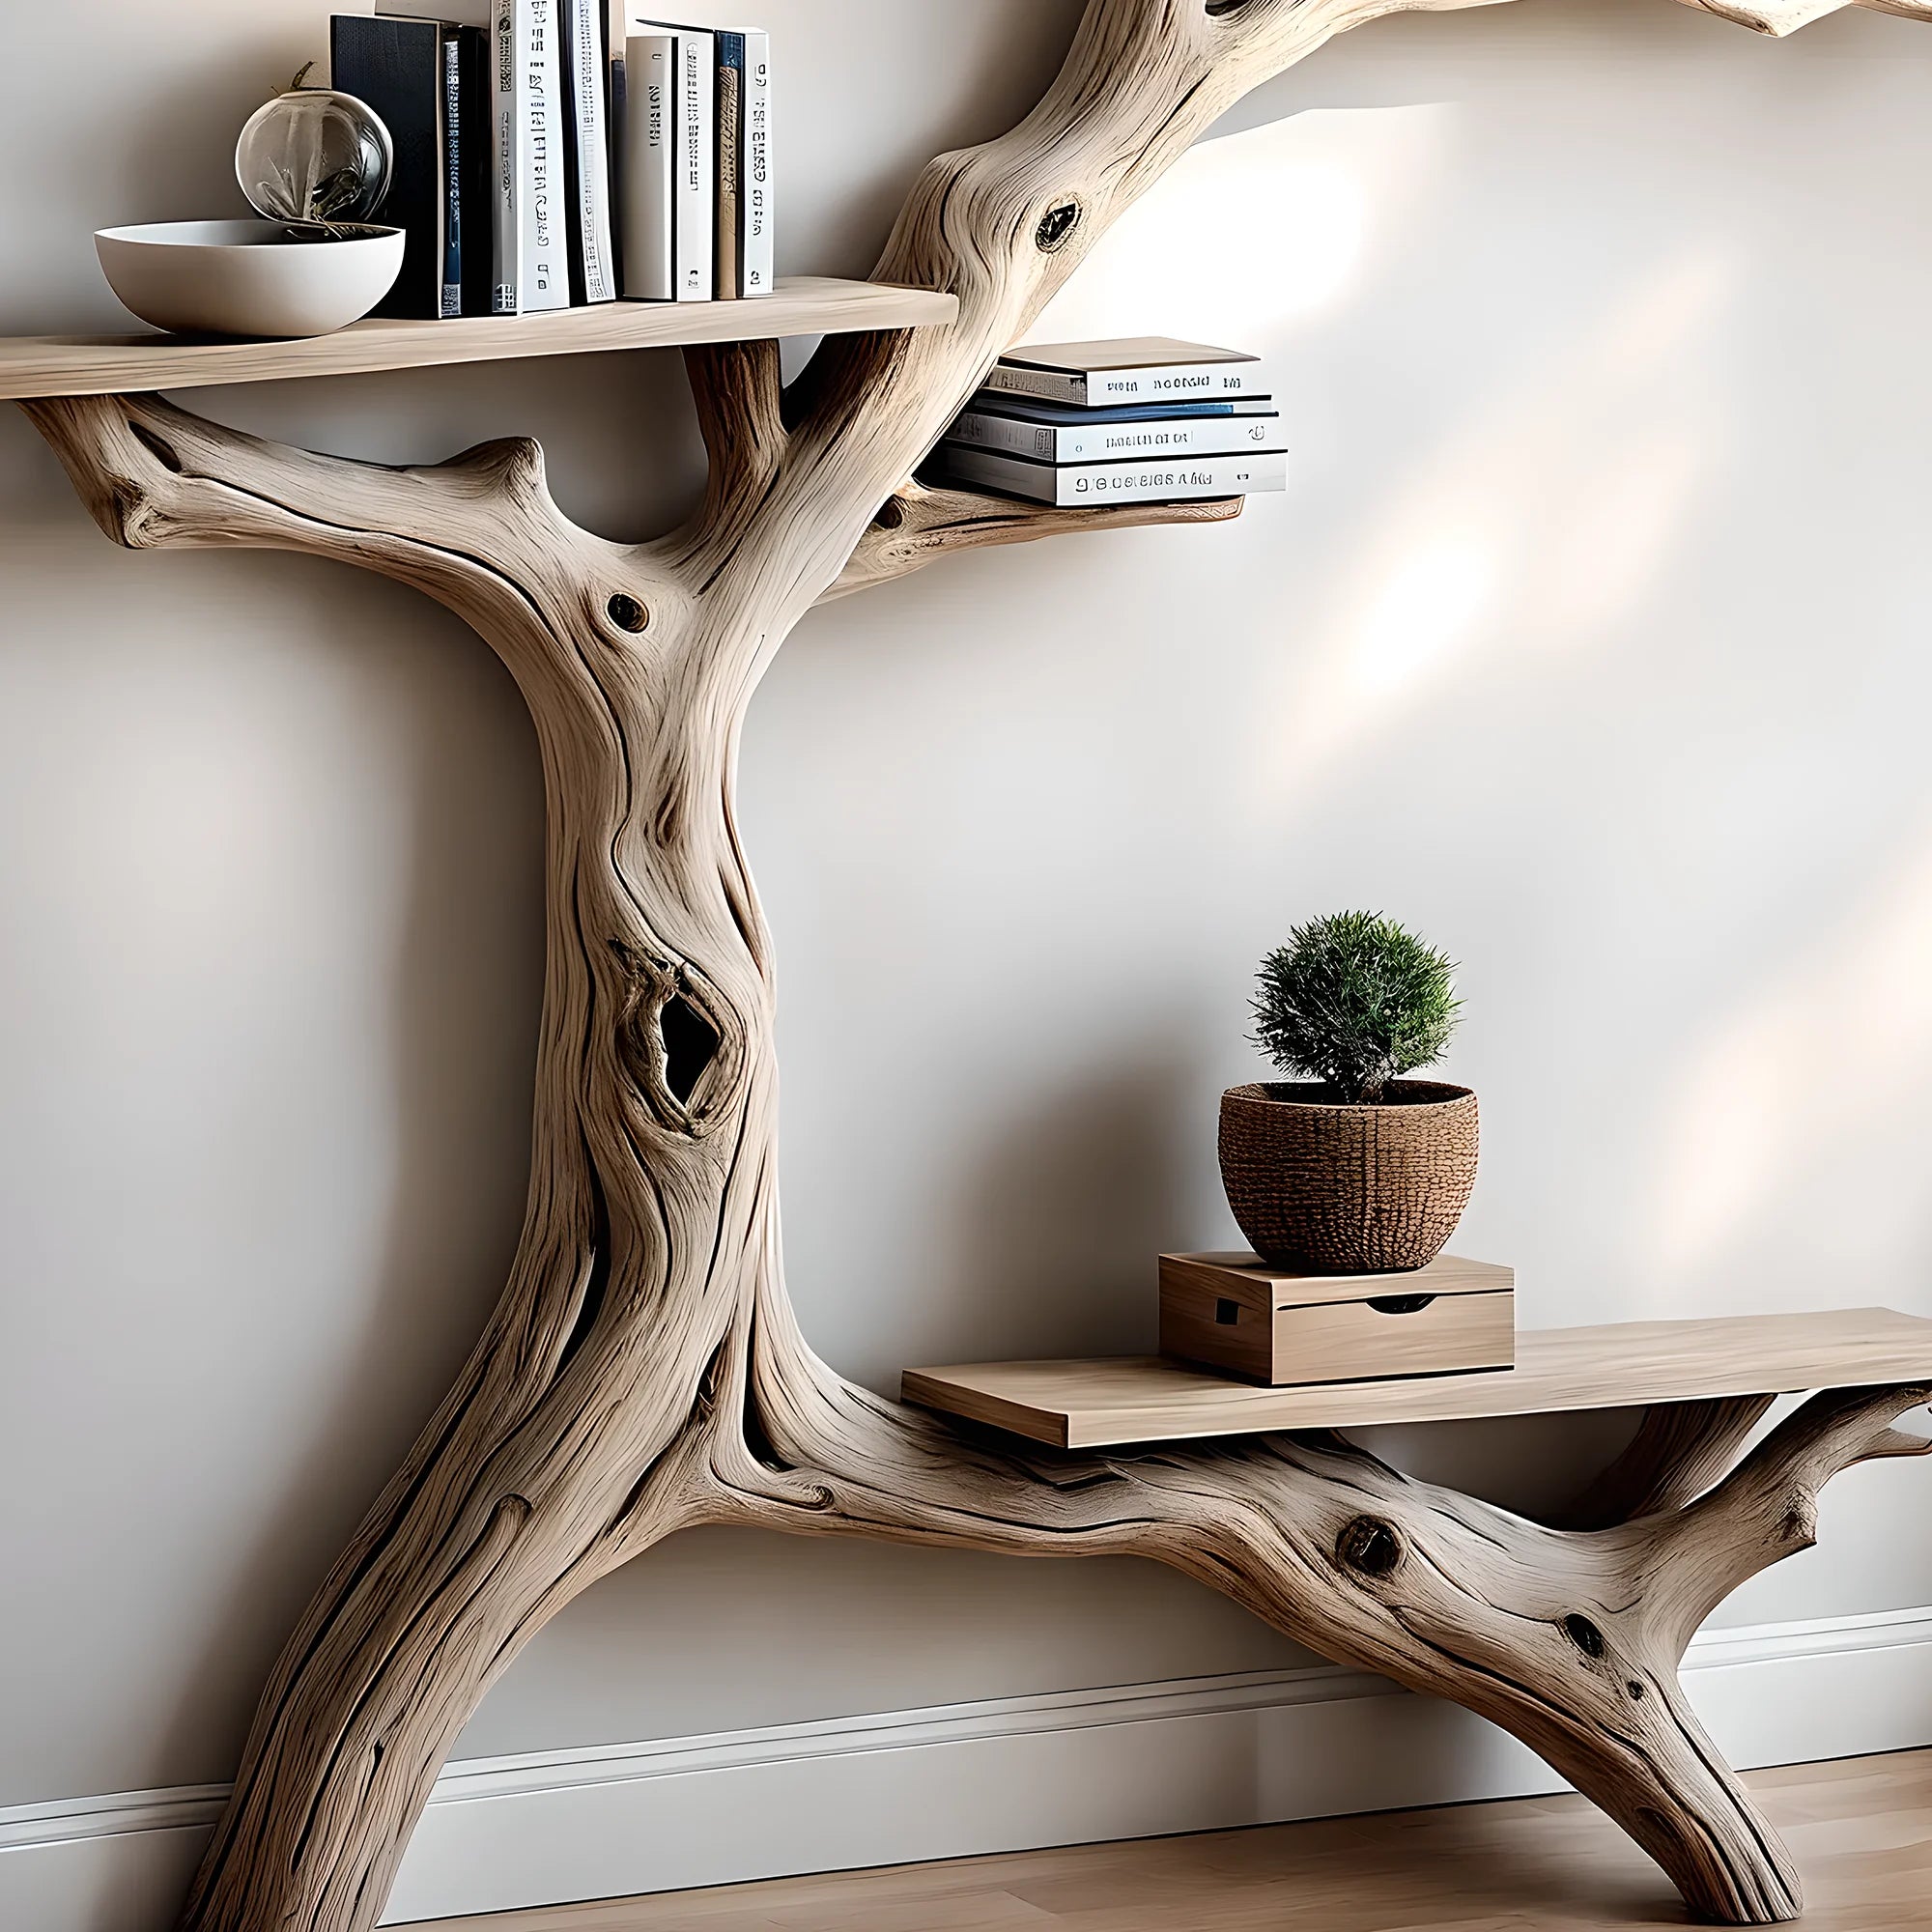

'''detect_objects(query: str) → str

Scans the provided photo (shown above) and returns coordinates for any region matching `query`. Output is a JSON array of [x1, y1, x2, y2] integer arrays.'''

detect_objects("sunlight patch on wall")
[[1349, 529, 1500, 697], [1650, 824, 1932, 1288], [1246, 249, 1737, 800], [1026, 105, 1456, 346]]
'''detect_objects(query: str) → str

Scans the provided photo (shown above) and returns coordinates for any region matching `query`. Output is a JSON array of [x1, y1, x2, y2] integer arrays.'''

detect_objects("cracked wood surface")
[[15, 3, 1932, 1929]]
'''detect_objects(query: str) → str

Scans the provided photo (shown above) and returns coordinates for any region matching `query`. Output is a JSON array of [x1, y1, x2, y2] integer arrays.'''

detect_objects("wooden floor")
[[415, 1748, 1932, 1932]]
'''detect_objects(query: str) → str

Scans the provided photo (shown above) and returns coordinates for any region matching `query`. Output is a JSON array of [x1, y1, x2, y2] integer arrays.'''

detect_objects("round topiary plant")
[[1250, 910, 1460, 1105], [1218, 912, 1477, 1273]]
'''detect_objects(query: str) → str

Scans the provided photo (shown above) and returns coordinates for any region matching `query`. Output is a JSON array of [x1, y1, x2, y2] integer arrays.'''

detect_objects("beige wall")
[[4, 0, 1931, 1857]]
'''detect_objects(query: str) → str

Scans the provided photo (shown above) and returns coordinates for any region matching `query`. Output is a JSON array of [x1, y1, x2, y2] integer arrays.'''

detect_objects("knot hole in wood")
[[1563, 1613, 1607, 1660], [1338, 1516, 1402, 1577], [1035, 200, 1082, 252], [607, 592, 649, 633]]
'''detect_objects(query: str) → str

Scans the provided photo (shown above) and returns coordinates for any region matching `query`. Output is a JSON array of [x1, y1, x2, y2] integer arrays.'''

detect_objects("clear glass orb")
[[236, 87, 392, 228]]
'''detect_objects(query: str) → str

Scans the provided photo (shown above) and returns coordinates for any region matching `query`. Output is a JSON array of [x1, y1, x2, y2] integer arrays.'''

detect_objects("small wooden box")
[[1158, 1252, 1515, 1387]]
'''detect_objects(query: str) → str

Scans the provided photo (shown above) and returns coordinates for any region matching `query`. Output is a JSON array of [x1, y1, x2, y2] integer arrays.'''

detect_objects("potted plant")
[[1219, 911, 1476, 1273]]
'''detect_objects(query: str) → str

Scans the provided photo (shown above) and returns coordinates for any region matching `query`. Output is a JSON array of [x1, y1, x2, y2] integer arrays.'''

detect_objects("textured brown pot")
[[1217, 1079, 1479, 1274]]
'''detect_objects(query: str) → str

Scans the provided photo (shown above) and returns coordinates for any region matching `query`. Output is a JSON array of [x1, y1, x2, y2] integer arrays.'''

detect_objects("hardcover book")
[[379, 0, 521, 314], [949, 402, 1282, 463], [715, 32, 743, 298], [737, 27, 771, 295], [958, 392, 1273, 422], [519, 0, 567, 310], [619, 33, 676, 298], [938, 443, 1286, 507], [665, 26, 716, 298], [559, 0, 616, 302], [331, 14, 451, 319], [986, 337, 1264, 408]]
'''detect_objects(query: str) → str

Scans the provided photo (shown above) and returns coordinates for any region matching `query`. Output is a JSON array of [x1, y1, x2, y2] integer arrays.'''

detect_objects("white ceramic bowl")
[[95, 218, 405, 339]]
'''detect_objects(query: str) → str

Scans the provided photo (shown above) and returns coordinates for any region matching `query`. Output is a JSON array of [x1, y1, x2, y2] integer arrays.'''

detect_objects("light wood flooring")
[[412, 1747, 1932, 1932]]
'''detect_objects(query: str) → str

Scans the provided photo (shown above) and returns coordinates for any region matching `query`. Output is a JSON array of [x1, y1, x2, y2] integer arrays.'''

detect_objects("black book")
[[332, 14, 486, 319], [448, 22, 493, 316]]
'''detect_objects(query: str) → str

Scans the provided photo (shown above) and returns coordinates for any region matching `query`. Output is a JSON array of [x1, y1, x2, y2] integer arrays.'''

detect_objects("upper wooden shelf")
[[0, 275, 956, 401], [901, 1308, 1932, 1449]]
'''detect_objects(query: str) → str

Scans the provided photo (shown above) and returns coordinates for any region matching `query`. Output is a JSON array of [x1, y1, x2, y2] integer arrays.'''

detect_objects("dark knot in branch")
[[607, 592, 649, 633], [1035, 200, 1082, 253], [1338, 1516, 1402, 1577], [1562, 1613, 1607, 1660]]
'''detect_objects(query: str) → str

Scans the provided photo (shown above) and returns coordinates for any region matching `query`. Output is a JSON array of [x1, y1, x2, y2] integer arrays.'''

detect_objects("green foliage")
[[1250, 911, 1460, 1104]]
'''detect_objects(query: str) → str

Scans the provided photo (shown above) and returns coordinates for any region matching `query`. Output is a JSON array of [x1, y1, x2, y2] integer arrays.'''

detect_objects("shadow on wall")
[[943, 1050, 1202, 1362], [0, 494, 548, 1804], [143, 554, 548, 1792]]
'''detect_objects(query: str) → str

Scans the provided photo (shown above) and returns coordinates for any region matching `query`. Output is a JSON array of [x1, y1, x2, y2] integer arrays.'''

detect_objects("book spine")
[[671, 29, 715, 300], [981, 364, 1087, 406], [493, 1, 524, 312], [949, 412, 1283, 461], [440, 31, 464, 317], [559, 0, 615, 303], [1081, 362, 1267, 404], [715, 34, 743, 299], [619, 34, 675, 298], [607, 43, 626, 290], [985, 361, 1267, 408], [454, 26, 495, 314], [328, 15, 443, 320], [738, 28, 772, 297], [939, 445, 1286, 506], [520, 0, 567, 310]]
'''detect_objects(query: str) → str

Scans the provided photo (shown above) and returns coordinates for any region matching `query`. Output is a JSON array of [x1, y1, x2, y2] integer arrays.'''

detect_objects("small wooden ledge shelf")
[[0, 274, 956, 400], [901, 1307, 1932, 1449]]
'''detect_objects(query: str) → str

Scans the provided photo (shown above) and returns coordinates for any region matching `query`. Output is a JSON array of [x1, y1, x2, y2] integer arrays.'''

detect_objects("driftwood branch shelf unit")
[[9, 4, 1932, 1931]]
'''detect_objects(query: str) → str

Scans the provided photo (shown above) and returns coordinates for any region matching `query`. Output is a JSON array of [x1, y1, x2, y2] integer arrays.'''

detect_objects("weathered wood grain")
[[15, 4, 1932, 1930]]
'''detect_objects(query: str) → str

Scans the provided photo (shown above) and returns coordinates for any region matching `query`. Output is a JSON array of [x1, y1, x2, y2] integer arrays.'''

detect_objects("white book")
[[949, 406, 1282, 463], [938, 443, 1286, 507], [561, 0, 616, 301], [667, 25, 715, 298], [520, 0, 568, 309], [379, 0, 521, 314], [619, 34, 676, 298], [987, 337, 1264, 408], [737, 27, 772, 296]]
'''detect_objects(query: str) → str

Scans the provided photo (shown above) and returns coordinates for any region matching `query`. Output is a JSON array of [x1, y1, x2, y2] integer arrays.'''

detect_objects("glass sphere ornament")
[[236, 70, 392, 231]]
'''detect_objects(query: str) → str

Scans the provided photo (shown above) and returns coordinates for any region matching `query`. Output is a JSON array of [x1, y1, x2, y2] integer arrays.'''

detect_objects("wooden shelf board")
[[0, 275, 957, 400], [901, 1308, 1932, 1449]]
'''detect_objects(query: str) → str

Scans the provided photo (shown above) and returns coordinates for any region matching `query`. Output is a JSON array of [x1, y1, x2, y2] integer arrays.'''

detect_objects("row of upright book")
[[936, 338, 1287, 505], [329, 5, 771, 319]]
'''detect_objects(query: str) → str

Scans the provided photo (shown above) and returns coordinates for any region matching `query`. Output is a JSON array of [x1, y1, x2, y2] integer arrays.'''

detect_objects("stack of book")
[[327, 5, 773, 320], [936, 338, 1286, 506]]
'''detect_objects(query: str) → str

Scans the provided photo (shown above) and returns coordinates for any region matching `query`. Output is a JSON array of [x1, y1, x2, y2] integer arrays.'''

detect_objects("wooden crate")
[[1158, 1251, 1514, 1387]]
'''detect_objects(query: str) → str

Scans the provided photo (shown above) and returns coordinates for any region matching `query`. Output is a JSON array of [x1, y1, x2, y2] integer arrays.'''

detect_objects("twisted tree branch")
[[820, 476, 1243, 602], [1556, 1395, 1776, 1530], [713, 1301, 1932, 1923], [1681, 0, 1932, 32], [1644, 1383, 1932, 1655], [22, 392, 666, 691]]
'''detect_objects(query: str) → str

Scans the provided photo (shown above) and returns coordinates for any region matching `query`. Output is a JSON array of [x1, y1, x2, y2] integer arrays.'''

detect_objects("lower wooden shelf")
[[901, 1306, 1932, 1449]]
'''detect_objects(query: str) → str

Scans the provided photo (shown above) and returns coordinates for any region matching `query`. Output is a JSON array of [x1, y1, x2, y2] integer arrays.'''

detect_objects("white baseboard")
[[5, 1606, 1930, 1931]]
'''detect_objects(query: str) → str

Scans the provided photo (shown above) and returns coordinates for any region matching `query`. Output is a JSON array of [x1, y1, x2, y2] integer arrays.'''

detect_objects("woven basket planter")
[[1217, 1079, 1479, 1274]]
